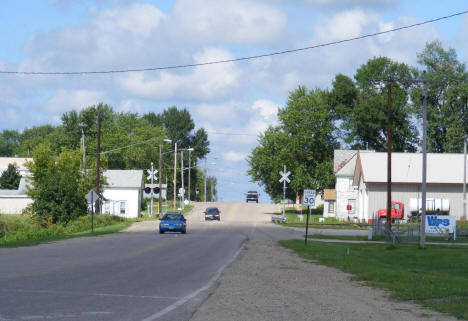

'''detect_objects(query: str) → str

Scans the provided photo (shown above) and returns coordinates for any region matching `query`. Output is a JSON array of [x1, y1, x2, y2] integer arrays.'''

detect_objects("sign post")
[[147, 165, 158, 217], [85, 190, 100, 233], [303, 189, 316, 244], [279, 165, 291, 221]]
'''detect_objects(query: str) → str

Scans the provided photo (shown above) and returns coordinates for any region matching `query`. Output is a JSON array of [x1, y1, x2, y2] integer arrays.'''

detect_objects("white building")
[[0, 157, 32, 177], [102, 170, 144, 218], [324, 150, 368, 219], [0, 178, 33, 214], [354, 152, 468, 222]]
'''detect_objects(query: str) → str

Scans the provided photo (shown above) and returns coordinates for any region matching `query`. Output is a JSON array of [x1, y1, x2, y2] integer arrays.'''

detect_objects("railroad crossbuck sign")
[[303, 189, 316, 207], [147, 169, 158, 181], [279, 169, 291, 183]]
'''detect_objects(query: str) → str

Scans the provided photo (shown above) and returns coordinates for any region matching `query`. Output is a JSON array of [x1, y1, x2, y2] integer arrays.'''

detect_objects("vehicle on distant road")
[[246, 191, 259, 203], [204, 207, 221, 221], [159, 212, 186, 234]]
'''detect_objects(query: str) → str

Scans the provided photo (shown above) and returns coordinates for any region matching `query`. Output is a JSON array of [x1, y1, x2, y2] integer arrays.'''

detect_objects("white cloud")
[[118, 48, 241, 101], [45, 89, 104, 113], [172, 0, 287, 45], [224, 151, 248, 162], [251, 99, 278, 120]]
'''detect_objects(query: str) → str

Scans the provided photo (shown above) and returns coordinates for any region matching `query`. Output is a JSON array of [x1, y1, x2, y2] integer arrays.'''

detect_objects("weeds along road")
[[0, 202, 302, 321]]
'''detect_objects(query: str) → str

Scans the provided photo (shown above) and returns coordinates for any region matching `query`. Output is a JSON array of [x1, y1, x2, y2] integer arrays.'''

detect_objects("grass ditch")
[[280, 239, 468, 319], [0, 214, 132, 248]]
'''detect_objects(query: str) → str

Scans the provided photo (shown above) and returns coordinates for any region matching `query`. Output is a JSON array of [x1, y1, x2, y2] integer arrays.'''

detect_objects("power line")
[[100, 138, 156, 155], [1, 10, 467, 76], [207, 131, 258, 137]]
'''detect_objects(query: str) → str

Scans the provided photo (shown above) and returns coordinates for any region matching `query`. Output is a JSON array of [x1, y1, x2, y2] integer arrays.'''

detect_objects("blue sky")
[[1, 0, 468, 202]]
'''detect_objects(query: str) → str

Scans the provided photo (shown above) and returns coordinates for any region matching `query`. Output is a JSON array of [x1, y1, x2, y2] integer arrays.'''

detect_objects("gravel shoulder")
[[190, 239, 456, 321]]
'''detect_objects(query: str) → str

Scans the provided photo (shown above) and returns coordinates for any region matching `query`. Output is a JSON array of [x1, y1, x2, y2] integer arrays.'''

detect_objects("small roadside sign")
[[85, 190, 100, 204], [303, 189, 316, 207]]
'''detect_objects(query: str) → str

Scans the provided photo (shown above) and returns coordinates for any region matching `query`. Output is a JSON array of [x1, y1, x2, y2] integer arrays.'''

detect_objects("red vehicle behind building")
[[377, 201, 404, 220]]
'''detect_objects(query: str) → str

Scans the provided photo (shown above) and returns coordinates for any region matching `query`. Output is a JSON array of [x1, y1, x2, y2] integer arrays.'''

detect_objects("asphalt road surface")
[[0, 202, 302, 321]]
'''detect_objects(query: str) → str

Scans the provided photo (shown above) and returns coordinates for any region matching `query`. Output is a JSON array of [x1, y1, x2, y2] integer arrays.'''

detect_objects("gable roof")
[[104, 170, 144, 188], [358, 152, 467, 184]]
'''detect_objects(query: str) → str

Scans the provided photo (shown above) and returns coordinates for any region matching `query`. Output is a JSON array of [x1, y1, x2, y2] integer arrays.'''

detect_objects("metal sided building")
[[102, 170, 144, 218], [353, 152, 468, 222]]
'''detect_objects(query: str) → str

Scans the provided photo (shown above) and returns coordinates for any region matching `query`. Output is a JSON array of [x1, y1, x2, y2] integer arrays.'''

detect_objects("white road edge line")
[[141, 241, 247, 321]]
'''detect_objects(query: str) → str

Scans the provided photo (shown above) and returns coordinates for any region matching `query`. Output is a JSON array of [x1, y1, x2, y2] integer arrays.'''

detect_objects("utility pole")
[[420, 72, 428, 248], [78, 123, 87, 173], [150, 162, 154, 217], [159, 145, 162, 217], [95, 112, 101, 228], [463, 136, 466, 221], [210, 178, 214, 202], [173, 142, 177, 210], [181, 150, 184, 209], [188, 149, 192, 202], [204, 158, 207, 203], [386, 78, 392, 240]]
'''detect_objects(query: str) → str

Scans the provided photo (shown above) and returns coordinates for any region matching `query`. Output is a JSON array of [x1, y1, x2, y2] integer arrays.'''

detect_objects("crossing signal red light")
[[153, 187, 160, 194], [144, 187, 151, 194]]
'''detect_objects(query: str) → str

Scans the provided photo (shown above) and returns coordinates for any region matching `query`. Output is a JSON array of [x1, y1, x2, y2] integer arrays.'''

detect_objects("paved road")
[[0, 202, 302, 321]]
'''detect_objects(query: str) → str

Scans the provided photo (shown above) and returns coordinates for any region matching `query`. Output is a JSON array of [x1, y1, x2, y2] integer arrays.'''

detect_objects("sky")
[[1, 0, 468, 203]]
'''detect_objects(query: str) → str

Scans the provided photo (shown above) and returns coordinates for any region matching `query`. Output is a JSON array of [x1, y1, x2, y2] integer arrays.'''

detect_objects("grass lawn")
[[275, 207, 368, 230], [281, 239, 468, 319], [307, 234, 468, 244]]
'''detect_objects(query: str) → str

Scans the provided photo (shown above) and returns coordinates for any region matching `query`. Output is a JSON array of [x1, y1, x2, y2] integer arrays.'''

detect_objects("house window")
[[328, 201, 335, 213], [120, 201, 127, 215]]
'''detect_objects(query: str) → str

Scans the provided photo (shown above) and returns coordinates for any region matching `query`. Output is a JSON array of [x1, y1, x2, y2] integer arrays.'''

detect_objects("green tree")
[[413, 41, 468, 152], [248, 86, 337, 201], [0, 130, 20, 156], [26, 144, 91, 223], [331, 57, 418, 152], [0, 164, 21, 189]]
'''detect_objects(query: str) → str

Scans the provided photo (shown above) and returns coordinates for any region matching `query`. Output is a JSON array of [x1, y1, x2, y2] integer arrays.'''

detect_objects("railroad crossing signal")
[[147, 169, 158, 181], [279, 169, 291, 183]]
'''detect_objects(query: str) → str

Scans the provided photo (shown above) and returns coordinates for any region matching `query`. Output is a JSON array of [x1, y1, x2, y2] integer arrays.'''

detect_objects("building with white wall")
[[354, 152, 468, 222], [0, 178, 33, 214], [102, 170, 144, 218], [0, 157, 32, 177]]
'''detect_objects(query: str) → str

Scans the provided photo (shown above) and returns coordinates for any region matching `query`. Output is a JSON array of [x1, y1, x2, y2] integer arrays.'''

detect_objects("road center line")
[[141, 239, 247, 321], [226, 202, 240, 221]]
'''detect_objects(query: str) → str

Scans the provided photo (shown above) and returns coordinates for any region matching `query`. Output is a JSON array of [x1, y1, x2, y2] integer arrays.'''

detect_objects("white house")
[[323, 150, 371, 219], [102, 170, 144, 218], [353, 152, 468, 222], [0, 157, 32, 177], [0, 178, 33, 214]]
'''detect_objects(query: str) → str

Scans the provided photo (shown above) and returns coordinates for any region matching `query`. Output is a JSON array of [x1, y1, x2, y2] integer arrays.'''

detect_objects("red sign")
[[346, 205, 352, 211]]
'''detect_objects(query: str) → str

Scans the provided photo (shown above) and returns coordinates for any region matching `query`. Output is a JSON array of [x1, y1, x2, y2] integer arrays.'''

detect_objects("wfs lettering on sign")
[[427, 216, 450, 227]]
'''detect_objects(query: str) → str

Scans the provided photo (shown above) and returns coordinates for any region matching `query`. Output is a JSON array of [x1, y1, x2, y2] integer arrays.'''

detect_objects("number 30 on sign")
[[303, 189, 316, 206]]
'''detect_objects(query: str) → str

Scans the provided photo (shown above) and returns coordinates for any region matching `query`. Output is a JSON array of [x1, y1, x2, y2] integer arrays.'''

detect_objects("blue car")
[[159, 212, 187, 234]]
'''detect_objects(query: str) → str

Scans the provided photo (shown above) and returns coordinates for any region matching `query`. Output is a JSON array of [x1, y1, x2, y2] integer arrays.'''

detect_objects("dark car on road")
[[246, 191, 259, 203], [204, 207, 221, 221], [159, 212, 186, 234]]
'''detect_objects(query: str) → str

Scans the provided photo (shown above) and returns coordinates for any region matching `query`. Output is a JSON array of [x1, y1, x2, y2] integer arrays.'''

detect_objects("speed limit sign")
[[303, 189, 316, 206]]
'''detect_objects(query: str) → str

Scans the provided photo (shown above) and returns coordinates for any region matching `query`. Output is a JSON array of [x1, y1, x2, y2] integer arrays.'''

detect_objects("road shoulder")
[[190, 239, 456, 321]]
